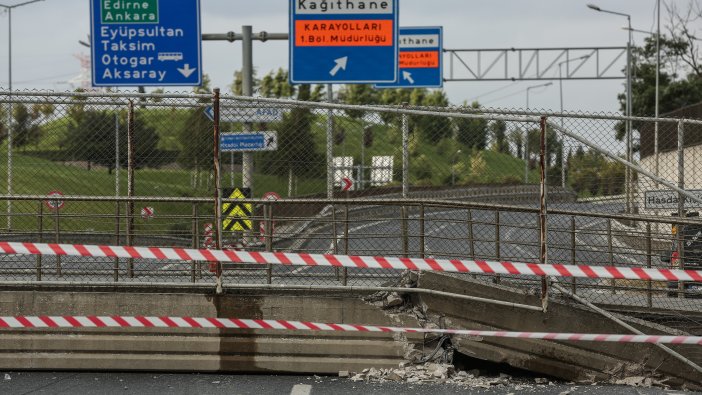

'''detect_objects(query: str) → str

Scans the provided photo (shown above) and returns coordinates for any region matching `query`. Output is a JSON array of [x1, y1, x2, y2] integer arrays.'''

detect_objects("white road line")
[[290, 384, 312, 395]]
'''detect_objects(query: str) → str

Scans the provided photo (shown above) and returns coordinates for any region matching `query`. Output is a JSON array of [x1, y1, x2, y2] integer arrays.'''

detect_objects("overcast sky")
[[0, 0, 671, 113]]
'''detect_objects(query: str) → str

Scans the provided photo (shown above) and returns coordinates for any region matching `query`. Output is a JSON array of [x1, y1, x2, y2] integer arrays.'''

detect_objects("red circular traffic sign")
[[141, 206, 155, 220], [44, 190, 65, 211], [262, 191, 282, 201]]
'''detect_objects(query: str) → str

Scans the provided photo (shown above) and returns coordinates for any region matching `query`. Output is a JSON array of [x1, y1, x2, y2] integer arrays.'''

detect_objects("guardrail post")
[[36, 201, 42, 281]]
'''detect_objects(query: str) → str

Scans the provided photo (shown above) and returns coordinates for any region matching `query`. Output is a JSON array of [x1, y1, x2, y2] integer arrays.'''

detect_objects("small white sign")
[[644, 190, 702, 210]]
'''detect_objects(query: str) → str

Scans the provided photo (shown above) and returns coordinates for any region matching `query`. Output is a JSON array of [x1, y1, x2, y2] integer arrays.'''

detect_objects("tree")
[[489, 120, 510, 155], [12, 103, 42, 149], [509, 128, 524, 159], [338, 84, 378, 118], [177, 107, 213, 175], [64, 110, 160, 173], [614, 4, 702, 143], [259, 84, 323, 178], [455, 101, 488, 149]]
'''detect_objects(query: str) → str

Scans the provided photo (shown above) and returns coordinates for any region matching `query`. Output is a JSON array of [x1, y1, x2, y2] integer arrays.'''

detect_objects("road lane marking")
[[290, 384, 312, 395]]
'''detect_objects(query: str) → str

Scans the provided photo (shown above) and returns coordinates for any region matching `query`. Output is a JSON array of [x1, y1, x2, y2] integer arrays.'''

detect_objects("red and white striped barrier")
[[1, 241, 701, 282], [0, 315, 700, 345]]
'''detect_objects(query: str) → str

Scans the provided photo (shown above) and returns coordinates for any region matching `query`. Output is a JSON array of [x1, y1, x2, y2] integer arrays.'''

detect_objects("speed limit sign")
[[44, 190, 65, 211]]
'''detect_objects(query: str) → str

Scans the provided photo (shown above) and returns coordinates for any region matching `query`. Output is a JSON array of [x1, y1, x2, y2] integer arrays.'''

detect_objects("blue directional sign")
[[90, 0, 202, 87], [289, 0, 399, 84], [220, 132, 279, 152], [376, 27, 443, 89]]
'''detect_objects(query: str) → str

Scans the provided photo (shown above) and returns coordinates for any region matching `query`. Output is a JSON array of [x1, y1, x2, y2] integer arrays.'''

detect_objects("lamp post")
[[0, 0, 45, 231], [558, 55, 590, 188], [588, 3, 633, 213], [525, 82, 553, 183]]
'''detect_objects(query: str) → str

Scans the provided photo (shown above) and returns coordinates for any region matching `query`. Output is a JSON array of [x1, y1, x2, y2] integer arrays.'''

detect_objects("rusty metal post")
[[677, 119, 685, 297], [343, 203, 349, 286], [213, 88, 223, 293], [114, 201, 120, 282], [265, 202, 273, 285], [494, 210, 501, 284], [570, 216, 576, 294], [54, 200, 61, 277], [191, 203, 198, 283], [36, 201, 42, 281], [402, 206, 409, 258], [646, 222, 653, 308], [539, 116, 548, 312], [419, 204, 425, 258], [608, 219, 615, 294], [127, 100, 135, 278], [467, 209, 475, 259]]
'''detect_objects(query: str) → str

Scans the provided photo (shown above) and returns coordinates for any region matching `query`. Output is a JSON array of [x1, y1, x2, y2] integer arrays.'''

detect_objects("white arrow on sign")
[[329, 57, 348, 77], [178, 64, 197, 78], [402, 71, 415, 84]]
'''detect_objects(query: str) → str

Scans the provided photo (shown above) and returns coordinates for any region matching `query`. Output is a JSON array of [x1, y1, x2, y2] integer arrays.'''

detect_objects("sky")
[[0, 0, 671, 114]]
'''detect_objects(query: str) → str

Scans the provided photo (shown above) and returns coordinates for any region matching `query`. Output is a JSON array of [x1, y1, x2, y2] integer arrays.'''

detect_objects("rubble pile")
[[341, 363, 552, 389]]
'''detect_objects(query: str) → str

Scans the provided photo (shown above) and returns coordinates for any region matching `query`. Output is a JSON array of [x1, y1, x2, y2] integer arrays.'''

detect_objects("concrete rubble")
[[342, 363, 554, 390], [342, 362, 674, 390]]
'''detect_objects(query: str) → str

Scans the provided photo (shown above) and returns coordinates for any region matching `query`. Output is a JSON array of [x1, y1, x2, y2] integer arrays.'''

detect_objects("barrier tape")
[[0, 315, 699, 345], [1, 241, 700, 282]]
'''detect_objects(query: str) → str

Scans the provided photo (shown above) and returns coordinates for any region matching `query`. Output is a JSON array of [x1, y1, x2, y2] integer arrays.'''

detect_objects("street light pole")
[[558, 55, 590, 188], [525, 82, 553, 184], [587, 3, 633, 213], [0, 0, 45, 231]]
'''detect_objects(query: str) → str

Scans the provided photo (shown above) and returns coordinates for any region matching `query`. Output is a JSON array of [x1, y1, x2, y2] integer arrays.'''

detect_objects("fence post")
[[265, 202, 273, 285], [402, 206, 409, 258], [402, 106, 409, 198], [419, 204, 425, 258], [114, 201, 120, 282], [677, 119, 685, 297], [608, 219, 615, 294], [343, 203, 349, 286], [36, 201, 42, 281], [494, 210, 500, 284], [646, 222, 652, 308], [539, 115, 548, 312], [54, 199, 61, 277], [127, 100, 135, 278], [467, 209, 475, 260], [327, 85, 334, 199], [570, 216, 576, 294], [191, 203, 198, 283], [213, 88, 223, 294]]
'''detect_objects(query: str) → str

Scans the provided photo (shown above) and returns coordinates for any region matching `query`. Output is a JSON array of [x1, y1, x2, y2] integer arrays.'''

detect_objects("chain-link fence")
[[2, 90, 702, 358]]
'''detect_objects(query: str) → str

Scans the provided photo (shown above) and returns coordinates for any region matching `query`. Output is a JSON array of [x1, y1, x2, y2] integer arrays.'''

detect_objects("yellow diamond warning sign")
[[222, 188, 252, 231]]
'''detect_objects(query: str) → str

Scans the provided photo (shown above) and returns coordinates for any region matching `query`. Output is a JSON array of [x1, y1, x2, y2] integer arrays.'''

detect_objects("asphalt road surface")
[[0, 372, 693, 395]]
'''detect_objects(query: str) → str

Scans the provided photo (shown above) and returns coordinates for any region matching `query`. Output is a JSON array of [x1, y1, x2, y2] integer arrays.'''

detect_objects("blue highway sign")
[[376, 26, 443, 89], [220, 132, 279, 152], [289, 0, 399, 84], [90, 0, 202, 87]]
